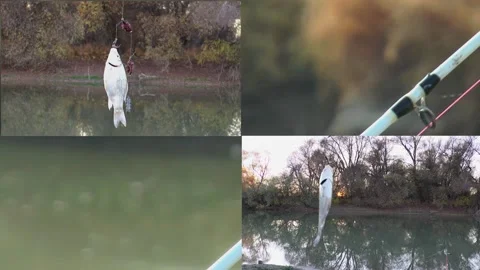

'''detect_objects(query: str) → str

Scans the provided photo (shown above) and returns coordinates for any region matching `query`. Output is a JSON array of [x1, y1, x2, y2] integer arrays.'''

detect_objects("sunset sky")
[[242, 136, 479, 177]]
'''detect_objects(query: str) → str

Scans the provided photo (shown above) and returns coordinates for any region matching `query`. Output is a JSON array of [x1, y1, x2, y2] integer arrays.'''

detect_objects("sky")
[[242, 136, 321, 177], [242, 136, 479, 177]]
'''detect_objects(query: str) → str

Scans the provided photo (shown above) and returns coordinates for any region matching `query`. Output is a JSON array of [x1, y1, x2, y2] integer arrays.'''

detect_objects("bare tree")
[[285, 139, 339, 206], [320, 136, 369, 197], [397, 136, 424, 201], [243, 136, 480, 211], [367, 137, 394, 179], [438, 137, 478, 197], [243, 150, 270, 192]]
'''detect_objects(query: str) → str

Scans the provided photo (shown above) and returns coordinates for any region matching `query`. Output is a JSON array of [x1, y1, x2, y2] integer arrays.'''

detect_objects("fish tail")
[[113, 110, 127, 128], [313, 235, 321, 247]]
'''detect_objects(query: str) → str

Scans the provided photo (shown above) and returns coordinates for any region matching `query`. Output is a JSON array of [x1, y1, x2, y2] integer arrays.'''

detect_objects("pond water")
[[0, 137, 241, 270], [1, 82, 241, 136], [242, 211, 480, 270]]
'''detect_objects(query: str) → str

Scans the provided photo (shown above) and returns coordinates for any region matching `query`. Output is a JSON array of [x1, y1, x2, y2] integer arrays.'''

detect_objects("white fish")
[[313, 165, 334, 247], [104, 41, 128, 128]]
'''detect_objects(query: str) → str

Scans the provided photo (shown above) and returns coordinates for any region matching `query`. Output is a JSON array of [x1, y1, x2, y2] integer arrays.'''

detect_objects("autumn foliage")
[[242, 166, 255, 191], [0, 1, 240, 74], [244, 137, 480, 211]]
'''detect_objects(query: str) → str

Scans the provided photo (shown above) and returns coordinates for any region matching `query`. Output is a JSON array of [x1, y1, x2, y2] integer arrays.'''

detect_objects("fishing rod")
[[362, 31, 480, 136], [417, 79, 480, 135], [208, 31, 480, 270], [207, 240, 242, 270]]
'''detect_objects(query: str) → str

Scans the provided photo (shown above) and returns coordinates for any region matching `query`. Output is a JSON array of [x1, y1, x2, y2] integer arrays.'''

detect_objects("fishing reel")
[[414, 97, 436, 129]]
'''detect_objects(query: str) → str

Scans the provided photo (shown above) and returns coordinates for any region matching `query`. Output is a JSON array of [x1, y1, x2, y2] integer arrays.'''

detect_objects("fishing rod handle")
[[207, 240, 242, 270], [361, 31, 480, 136], [432, 31, 480, 80], [361, 84, 425, 136]]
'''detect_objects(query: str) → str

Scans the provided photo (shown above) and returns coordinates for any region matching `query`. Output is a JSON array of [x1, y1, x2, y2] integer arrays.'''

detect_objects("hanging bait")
[[119, 19, 132, 33], [114, 17, 134, 75], [126, 57, 134, 75]]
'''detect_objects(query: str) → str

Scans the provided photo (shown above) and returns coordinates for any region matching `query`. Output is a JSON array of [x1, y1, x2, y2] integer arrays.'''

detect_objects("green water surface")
[[1, 82, 240, 136], [0, 137, 241, 270]]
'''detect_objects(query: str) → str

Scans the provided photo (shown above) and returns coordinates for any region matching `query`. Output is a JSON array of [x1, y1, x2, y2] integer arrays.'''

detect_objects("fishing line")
[[361, 31, 480, 136], [122, 0, 124, 20], [113, 0, 134, 75], [115, 0, 124, 40], [417, 78, 480, 136]]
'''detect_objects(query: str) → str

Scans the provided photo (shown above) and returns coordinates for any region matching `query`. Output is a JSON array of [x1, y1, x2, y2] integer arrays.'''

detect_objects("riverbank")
[[243, 204, 476, 218], [242, 264, 305, 270], [1, 61, 239, 88]]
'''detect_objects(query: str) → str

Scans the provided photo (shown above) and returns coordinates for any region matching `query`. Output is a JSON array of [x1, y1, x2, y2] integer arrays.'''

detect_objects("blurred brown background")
[[242, 0, 480, 135]]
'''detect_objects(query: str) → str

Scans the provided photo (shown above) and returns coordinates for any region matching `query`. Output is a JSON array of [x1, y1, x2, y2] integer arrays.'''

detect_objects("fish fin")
[[313, 235, 321, 247], [113, 110, 127, 128], [108, 99, 113, 110]]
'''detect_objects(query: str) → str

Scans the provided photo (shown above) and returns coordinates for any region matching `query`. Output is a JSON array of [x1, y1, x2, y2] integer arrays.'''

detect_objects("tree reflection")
[[1, 84, 240, 136], [243, 212, 480, 269]]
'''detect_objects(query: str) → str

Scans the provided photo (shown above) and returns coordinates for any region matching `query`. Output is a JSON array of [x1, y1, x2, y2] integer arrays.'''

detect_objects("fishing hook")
[[415, 97, 436, 129], [112, 38, 120, 48]]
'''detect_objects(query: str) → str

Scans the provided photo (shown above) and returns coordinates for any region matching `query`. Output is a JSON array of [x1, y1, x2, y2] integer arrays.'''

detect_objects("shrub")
[[139, 13, 185, 66], [196, 40, 239, 66], [196, 40, 240, 80], [76, 2, 106, 34], [453, 196, 472, 208]]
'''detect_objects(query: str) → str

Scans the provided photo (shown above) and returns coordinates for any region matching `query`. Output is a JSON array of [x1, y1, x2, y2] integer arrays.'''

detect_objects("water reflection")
[[242, 211, 480, 270], [0, 137, 241, 270], [1, 82, 240, 136]]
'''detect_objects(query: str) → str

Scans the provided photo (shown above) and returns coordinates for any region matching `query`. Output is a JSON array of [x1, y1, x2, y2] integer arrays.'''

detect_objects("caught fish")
[[104, 40, 128, 128], [313, 165, 334, 247]]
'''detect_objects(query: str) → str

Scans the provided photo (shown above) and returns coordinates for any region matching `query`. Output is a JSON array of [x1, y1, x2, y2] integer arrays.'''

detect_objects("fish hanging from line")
[[104, 39, 128, 128], [313, 165, 334, 247]]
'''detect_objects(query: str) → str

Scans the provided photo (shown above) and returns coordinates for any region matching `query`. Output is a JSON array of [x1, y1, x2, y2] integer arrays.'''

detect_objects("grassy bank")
[[243, 204, 476, 218], [1, 62, 240, 88], [242, 264, 303, 270]]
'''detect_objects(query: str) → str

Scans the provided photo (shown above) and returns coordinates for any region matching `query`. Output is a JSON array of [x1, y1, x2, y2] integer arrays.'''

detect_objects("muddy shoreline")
[[242, 264, 305, 270], [1, 62, 240, 88], [243, 205, 476, 218]]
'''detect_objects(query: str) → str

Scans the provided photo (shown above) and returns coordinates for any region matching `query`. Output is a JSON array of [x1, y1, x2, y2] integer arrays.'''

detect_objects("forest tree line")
[[1, 1, 240, 77], [242, 136, 480, 212]]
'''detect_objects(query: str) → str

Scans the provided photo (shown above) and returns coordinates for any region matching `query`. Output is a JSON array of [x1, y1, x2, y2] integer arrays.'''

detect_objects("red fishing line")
[[417, 78, 480, 136]]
